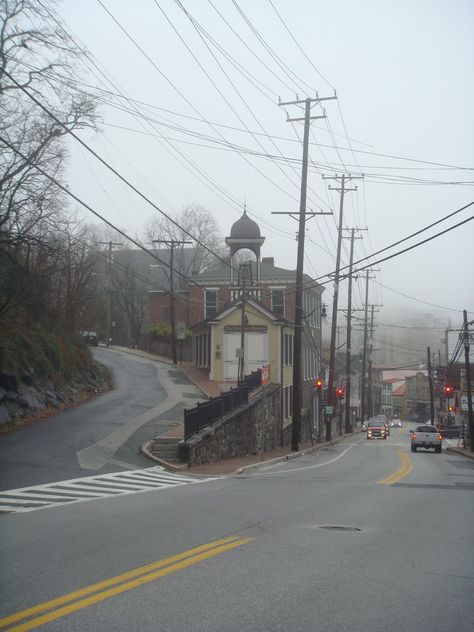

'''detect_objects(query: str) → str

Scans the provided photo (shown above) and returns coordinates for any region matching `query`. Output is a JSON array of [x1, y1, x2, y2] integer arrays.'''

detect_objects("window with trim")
[[204, 289, 218, 318], [271, 288, 285, 317]]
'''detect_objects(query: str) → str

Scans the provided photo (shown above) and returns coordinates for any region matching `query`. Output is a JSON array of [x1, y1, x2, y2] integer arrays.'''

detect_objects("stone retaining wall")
[[180, 384, 323, 466]]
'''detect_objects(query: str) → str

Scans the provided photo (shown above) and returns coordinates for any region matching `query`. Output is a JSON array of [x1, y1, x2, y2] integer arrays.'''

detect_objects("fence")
[[184, 369, 261, 440]]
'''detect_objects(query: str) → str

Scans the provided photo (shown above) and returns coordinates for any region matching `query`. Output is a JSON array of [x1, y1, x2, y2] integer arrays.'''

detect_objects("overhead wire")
[[40, 0, 302, 248], [169, 0, 329, 212]]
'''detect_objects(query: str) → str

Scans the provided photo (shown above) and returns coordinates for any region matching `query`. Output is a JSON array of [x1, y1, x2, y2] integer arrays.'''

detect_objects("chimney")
[[262, 257, 274, 266]]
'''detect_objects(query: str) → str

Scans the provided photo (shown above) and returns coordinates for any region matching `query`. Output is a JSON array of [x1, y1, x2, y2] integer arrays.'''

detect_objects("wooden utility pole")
[[367, 305, 376, 419], [322, 174, 362, 440], [99, 241, 122, 345], [153, 239, 191, 365], [463, 310, 474, 451], [342, 228, 365, 433], [278, 94, 336, 452], [360, 270, 371, 423], [238, 263, 250, 383], [427, 346, 435, 424]]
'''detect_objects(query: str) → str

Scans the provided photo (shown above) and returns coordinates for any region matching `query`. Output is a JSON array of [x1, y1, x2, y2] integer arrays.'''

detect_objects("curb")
[[140, 440, 189, 472], [446, 446, 474, 460], [235, 430, 361, 475]]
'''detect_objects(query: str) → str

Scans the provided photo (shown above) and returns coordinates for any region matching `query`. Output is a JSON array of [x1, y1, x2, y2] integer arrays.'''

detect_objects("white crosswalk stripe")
[[0, 467, 217, 514]]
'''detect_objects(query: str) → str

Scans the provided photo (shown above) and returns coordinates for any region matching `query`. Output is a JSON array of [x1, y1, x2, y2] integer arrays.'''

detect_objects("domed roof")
[[230, 211, 261, 239]]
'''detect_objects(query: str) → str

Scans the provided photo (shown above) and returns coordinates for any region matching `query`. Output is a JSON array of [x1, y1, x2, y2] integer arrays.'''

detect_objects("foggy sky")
[[56, 0, 474, 332]]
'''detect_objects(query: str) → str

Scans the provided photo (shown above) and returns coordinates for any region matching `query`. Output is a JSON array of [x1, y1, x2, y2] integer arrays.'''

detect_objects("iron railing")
[[184, 369, 262, 440]]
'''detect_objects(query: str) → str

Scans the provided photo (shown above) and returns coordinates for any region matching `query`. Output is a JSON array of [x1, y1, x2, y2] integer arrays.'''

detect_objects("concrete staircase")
[[149, 437, 187, 469]]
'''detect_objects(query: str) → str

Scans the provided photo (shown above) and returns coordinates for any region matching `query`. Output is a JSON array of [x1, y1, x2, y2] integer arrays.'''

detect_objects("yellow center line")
[[378, 449, 413, 485], [0, 535, 253, 631]]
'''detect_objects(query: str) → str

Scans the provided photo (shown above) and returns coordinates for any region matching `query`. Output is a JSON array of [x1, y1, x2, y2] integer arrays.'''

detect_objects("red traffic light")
[[336, 387, 344, 399], [443, 384, 454, 396], [314, 377, 323, 391]]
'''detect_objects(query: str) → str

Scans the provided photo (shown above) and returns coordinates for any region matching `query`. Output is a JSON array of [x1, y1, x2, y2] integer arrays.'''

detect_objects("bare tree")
[[111, 261, 147, 348], [144, 205, 226, 286], [0, 0, 98, 329], [0, 0, 97, 255]]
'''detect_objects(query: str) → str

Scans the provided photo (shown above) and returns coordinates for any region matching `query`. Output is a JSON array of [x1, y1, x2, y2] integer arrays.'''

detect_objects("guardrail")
[[184, 369, 261, 441]]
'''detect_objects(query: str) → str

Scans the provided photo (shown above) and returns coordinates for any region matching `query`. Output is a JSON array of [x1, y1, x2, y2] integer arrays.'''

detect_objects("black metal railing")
[[238, 368, 261, 390], [184, 369, 262, 440]]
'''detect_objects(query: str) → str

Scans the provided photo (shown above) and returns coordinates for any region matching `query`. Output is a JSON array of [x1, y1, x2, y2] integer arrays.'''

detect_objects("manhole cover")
[[318, 525, 361, 532]]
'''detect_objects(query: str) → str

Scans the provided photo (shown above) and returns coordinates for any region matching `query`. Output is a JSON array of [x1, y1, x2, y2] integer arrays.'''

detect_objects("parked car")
[[440, 425, 461, 439], [361, 421, 369, 431], [81, 331, 99, 346], [411, 425, 442, 453]]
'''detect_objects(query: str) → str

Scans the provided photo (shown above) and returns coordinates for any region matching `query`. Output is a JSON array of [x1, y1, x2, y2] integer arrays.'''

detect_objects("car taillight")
[[438, 434, 442, 441], [412, 433, 416, 439]]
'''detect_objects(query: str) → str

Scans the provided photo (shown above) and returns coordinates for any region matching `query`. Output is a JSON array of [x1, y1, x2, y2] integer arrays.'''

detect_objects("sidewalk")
[[186, 432, 357, 476], [109, 345, 231, 399], [446, 445, 474, 460]]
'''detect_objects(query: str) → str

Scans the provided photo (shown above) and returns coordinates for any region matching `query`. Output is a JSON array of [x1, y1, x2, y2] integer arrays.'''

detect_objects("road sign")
[[177, 322, 186, 340], [325, 405, 333, 414]]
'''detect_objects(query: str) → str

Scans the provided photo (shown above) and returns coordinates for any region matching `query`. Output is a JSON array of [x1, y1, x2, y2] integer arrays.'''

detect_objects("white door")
[[223, 331, 268, 380], [223, 332, 241, 380], [245, 332, 268, 373]]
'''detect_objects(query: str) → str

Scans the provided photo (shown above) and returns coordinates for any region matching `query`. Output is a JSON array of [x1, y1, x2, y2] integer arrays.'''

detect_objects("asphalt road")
[[1, 427, 473, 632], [0, 348, 199, 490]]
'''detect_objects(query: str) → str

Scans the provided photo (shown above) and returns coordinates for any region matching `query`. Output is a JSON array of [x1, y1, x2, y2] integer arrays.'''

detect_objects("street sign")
[[325, 405, 333, 414], [177, 322, 186, 340]]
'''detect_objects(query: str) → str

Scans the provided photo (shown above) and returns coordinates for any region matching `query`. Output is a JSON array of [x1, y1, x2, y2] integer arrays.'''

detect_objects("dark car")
[[81, 331, 99, 346], [440, 425, 462, 439]]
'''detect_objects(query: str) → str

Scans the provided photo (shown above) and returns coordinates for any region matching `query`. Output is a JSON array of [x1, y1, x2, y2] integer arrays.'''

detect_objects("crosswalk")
[[0, 467, 217, 514]]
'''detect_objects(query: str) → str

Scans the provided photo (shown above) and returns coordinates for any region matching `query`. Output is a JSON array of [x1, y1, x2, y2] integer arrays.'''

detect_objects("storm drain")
[[318, 525, 361, 532]]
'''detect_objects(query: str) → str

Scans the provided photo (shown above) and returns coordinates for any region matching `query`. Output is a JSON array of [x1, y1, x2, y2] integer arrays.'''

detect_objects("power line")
[[266, 0, 335, 90]]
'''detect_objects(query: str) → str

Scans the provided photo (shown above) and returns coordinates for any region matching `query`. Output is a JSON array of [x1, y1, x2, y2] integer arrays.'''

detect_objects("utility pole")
[[367, 305, 376, 419], [360, 270, 374, 423], [152, 239, 191, 365], [322, 173, 362, 441], [237, 263, 252, 383], [463, 310, 474, 451], [427, 346, 435, 424], [99, 241, 122, 345], [278, 94, 336, 452], [342, 228, 365, 433]]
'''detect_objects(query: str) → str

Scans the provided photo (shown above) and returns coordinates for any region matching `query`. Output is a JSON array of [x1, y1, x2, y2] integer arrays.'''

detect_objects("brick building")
[[148, 210, 325, 423]]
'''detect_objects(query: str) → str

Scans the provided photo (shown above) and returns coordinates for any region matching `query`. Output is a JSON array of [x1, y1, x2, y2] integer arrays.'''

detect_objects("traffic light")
[[443, 384, 454, 397], [314, 377, 323, 392], [448, 405, 454, 412], [336, 387, 344, 399]]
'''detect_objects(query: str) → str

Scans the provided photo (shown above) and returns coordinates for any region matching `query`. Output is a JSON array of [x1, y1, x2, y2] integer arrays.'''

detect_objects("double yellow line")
[[0, 535, 253, 632], [378, 449, 413, 485]]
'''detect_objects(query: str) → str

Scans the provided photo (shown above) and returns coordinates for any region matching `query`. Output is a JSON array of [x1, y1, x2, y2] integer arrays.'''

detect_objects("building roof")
[[392, 383, 406, 396], [192, 260, 324, 293], [229, 211, 261, 239], [190, 296, 291, 329]]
